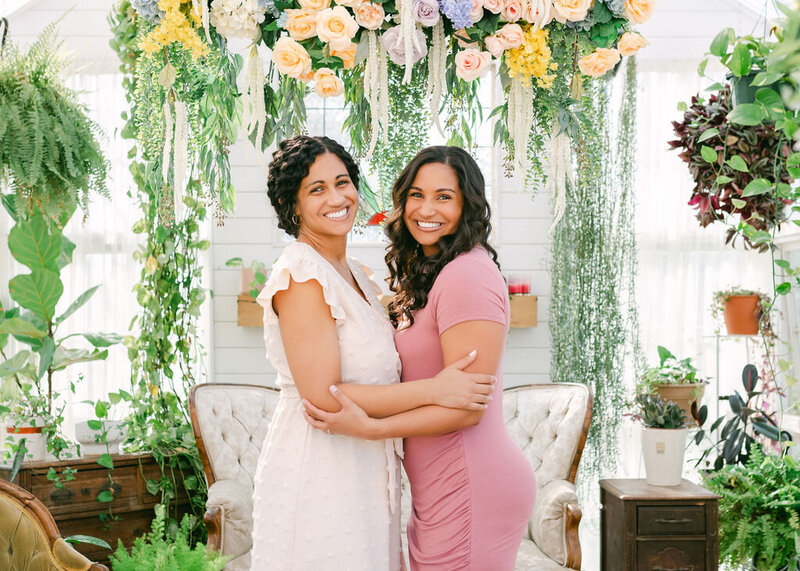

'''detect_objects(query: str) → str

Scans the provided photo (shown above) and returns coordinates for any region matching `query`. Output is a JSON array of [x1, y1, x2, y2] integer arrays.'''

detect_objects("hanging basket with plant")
[[710, 287, 772, 336]]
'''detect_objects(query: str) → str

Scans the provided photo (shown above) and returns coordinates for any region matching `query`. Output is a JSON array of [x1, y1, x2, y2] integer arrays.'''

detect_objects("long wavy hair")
[[385, 146, 499, 326]]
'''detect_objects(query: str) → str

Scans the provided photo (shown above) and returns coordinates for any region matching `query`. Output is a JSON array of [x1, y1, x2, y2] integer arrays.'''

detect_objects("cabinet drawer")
[[637, 506, 706, 536], [637, 539, 707, 571]]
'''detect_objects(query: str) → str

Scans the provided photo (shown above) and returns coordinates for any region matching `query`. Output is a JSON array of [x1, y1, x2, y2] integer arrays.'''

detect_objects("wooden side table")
[[600, 478, 720, 571], [0, 453, 190, 565]]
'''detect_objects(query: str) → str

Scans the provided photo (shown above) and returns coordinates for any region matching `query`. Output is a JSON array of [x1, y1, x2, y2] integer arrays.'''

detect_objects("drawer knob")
[[654, 518, 692, 524]]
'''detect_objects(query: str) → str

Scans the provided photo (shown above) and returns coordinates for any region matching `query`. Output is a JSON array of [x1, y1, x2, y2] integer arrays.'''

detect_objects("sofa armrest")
[[530, 479, 582, 569], [206, 479, 254, 559]]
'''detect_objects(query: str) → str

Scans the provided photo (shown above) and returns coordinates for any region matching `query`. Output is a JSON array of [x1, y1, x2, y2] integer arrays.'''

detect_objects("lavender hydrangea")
[[131, 0, 164, 23], [438, 0, 472, 31]]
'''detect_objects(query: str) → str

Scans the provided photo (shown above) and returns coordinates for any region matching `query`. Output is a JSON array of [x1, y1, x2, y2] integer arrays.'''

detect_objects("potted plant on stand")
[[638, 346, 707, 424], [711, 287, 772, 336], [631, 393, 689, 486]]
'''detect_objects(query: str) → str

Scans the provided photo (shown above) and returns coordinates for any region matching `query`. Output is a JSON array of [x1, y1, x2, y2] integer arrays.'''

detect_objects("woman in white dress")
[[249, 136, 495, 571]]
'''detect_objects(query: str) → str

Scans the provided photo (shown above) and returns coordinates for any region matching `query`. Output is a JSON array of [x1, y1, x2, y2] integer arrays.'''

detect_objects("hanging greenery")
[[550, 58, 641, 496], [108, 0, 241, 536]]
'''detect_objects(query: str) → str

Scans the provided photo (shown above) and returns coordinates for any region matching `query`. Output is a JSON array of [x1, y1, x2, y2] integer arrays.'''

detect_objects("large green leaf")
[[81, 332, 122, 347], [57, 236, 76, 270], [728, 42, 752, 77], [727, 103, 766, 126], [0, 351, 31, 378], [0, 318, 47, 338], [56, 285, 100, 324], [8, 216, 62, 272], [755, 88, 785, 120], [37, 337, 56, 380], [710, 27, 733, 57], [51, 347, 108, 371], [742, 178, 773, 197], [9, 269, 63, 324]]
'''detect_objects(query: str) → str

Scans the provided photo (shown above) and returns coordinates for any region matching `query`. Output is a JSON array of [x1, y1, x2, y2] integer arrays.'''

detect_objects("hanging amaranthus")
[[426, 20, 446, 134], [172, 99, 189, 221], [508, 76, 533, 185]]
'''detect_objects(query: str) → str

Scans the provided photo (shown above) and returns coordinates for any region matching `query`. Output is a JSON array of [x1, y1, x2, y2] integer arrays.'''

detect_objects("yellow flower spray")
[[504, 26, 557, 88], [140, 0, 209, 59]]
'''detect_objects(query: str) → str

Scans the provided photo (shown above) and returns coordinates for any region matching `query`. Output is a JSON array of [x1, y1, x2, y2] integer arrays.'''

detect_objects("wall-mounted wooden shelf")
[[237, 293, 262, 327], [510, 295, 538, 328]]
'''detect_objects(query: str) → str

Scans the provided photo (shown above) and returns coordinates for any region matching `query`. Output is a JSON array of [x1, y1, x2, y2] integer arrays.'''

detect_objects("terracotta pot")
[[641, 427, 688, 486], [723, 295, 760, 335], [654, 383, 706, 425]]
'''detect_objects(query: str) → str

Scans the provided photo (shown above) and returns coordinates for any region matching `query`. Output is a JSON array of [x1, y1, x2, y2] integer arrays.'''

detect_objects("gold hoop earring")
[[291, 213, 301, 226]]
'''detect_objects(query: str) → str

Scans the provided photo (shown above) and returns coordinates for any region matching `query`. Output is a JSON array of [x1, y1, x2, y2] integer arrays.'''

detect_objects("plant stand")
[[0, 452, 191, 565]]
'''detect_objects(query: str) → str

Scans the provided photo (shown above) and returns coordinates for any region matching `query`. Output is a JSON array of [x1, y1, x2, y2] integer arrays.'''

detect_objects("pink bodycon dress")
[[394, 247, 537, 570]]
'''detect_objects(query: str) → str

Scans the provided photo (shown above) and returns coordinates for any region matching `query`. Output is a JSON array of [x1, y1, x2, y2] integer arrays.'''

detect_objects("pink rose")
[[455, 28, 479, 49], [413, 0, 440, 27], [496, 22, 523, 48], [455, 48, 492, 81], [482, 0, 503, 14], [354, 1, 385, 30], [380, 26, 428, 66], [470, 0, 484, 23], [500, 0, 522, 22], [484, 34, 504, 57]]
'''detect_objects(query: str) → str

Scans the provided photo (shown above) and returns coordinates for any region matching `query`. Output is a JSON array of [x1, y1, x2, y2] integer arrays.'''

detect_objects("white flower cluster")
[[210, 0, 267, 42]]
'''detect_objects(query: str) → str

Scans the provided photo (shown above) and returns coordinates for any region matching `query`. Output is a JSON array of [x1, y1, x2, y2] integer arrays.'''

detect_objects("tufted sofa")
[[190, 382, 591, 570], [189, 383, 280, 571], [0, 478, 108, 571]]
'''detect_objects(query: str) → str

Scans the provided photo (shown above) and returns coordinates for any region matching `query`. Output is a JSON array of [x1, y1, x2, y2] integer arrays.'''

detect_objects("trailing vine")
[[550, 59, 641, 499], [108, 0, 241, 538]]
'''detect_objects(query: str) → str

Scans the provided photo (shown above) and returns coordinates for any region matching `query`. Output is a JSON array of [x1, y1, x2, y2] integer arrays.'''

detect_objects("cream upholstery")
[[190, 383, 280, 571], [191, 382, 590, 571]]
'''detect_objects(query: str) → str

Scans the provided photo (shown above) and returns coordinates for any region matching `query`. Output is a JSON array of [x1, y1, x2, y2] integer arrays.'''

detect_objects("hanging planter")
[[711, 288, 770, 336]]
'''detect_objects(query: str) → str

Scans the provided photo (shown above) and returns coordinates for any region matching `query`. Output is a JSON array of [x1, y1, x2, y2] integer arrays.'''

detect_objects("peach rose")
[[624, 0, 655, 24], [496, 22, 524, 49], [299, 0, 331, 10], [526, 0, 554, 27], [482, 0, 503, 14], [285, 9, 319, 41], [271, 37, 312, 78], [313, 68, 345, 97], [578, 47, 621, 78], [316, 6, 359, 50], [617, 31, 648, 56], [552, 0, 591, 23], [470, 0, 484, 23], [354, 1, 385, 30], [501, 0, 522, 22], [484, 35, 505, 57], [455, 48, 492, 81], [298, 68, 315, 82], [455, 28, 479, 49], [335, 0, 363, 7], [331, 42, 357, 68]]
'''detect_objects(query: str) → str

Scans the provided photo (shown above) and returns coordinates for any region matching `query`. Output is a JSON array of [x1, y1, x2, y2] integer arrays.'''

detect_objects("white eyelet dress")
[[250, 241, 403, 571]]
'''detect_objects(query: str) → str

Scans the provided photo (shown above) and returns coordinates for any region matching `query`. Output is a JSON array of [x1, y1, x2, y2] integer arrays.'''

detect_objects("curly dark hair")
[[266, 135, 360, 237], [385, 146, 499, 326]]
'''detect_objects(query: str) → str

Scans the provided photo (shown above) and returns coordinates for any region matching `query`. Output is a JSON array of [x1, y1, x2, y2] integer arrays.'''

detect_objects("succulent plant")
[[632, 393, 688, 429], [668, 86, 793, 252]]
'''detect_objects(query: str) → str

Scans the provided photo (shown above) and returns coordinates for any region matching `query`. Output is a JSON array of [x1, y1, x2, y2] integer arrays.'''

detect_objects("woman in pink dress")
[[304, 146, 536, 570]]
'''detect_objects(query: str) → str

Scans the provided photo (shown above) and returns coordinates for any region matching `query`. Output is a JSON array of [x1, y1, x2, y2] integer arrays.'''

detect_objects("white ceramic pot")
[[75, 420, 126, 456], [641, 427, 688, 486], [4, 417, 48, 463]]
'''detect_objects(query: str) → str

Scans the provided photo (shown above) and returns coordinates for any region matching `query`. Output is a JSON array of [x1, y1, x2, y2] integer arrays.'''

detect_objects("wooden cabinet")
[[1, 453, 190, 565], [600, 478, 720, 571]]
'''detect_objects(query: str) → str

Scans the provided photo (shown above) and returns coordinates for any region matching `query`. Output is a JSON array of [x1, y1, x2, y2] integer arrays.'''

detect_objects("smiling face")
[[295, 152, 358, 241], [402, 162, 464, 256]]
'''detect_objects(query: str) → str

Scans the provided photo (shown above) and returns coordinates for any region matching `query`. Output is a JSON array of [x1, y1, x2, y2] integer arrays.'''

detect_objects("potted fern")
[[638, 346, 707, 425], [631, 393, 689, 486]]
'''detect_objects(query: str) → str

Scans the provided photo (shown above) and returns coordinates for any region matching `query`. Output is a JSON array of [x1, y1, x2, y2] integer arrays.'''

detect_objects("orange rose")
[[578, 47, 621, 78], [316, 6, 359, 50], [331, 42, 357, 69], [285, 9, 319, 41], [299, 0, 331, 10], [354, 1, 385, 30], [455, 48, 492, 81], [552, 0, 591, 22], [624, 0, 655, 24], [482, 0, 503, 14], [501, 0, 522, 22], [496, 22, 524, 49], [617, 31, 648, 56], [271, 37, 312, 78], [313, 68, 345, 97]]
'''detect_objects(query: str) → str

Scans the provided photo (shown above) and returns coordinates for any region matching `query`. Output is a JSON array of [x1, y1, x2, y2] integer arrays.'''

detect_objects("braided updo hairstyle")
[[385, 146, 499, 326], [267, 135, 360, 237]]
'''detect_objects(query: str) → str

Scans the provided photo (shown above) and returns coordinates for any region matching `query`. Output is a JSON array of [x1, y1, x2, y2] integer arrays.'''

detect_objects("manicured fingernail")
[[468, 350, 477, 357], [483, 404, 489, 409], [330, 385, 339, 393], [487, 396, 492, 401]]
